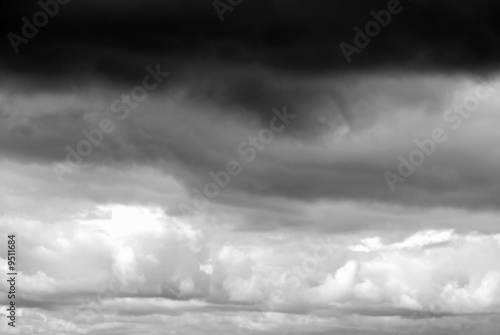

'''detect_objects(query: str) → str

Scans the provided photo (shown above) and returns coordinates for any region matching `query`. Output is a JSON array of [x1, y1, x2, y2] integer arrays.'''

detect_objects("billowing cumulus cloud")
[[0, 204, 499, 334]]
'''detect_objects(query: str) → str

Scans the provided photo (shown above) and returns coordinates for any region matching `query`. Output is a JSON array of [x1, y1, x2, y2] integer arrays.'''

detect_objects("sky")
[[0, 0, 500, 334]]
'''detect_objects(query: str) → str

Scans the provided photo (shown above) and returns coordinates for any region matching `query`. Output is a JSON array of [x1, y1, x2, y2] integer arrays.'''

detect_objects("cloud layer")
[[1, 1, 500, 334]]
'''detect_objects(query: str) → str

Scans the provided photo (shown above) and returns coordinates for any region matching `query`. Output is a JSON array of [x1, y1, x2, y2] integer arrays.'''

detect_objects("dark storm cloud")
[[2, 0, 500, 77], [2, 70, 500, 213], [2, 0, 500, 213]]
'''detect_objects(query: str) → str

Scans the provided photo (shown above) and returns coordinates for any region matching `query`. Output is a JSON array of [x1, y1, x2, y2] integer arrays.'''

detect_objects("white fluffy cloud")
[[1, 202, 499, 335]]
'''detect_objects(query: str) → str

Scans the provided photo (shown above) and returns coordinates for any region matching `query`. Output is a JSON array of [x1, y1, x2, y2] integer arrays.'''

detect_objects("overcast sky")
[[0, 0, 500, 334]]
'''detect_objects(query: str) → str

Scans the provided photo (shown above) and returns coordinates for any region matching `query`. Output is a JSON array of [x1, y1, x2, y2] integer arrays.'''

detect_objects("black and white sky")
[[0, 0, 500, 334]]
